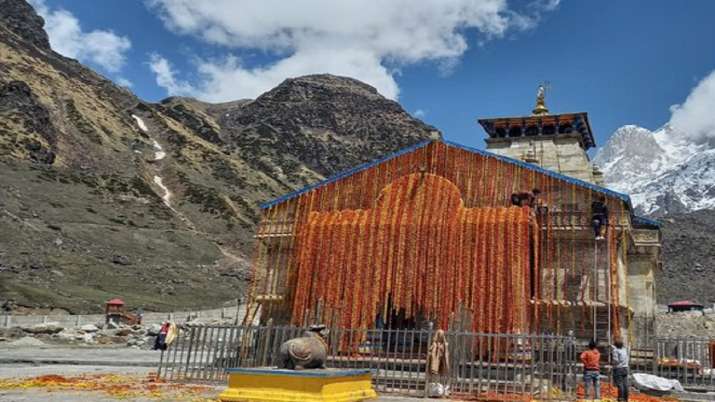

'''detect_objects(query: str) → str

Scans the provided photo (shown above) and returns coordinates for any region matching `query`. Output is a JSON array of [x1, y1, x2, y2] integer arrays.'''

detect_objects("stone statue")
[[277, 325, 329, 370]]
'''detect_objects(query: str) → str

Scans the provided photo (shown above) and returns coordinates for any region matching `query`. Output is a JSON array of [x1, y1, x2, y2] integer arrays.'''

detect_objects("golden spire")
[[532, 84, 549, 116]]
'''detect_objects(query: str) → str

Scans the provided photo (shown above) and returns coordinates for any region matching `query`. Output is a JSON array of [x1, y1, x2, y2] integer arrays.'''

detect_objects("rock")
[[0, 0, 50, 49], [78, 332, 95, 343], [7, 336, 46, 347], [111, 255, 131, 265], [114, 328, 132, 337], [0, 327, 25, 338], [22, 322, 63, 334], [146, 324, 162, 336], [95, 334, 126, 345], [56, 329, 78, 341], [80, 324, 99, 333]]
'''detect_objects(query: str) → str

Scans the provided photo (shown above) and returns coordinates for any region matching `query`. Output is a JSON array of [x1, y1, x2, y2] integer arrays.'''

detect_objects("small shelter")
[[105, 298, 125, 325], [667, 300, 704, 313]]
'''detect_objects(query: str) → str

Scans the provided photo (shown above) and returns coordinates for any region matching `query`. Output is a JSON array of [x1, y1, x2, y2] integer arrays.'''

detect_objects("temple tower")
[[479, 85, 604, 184]]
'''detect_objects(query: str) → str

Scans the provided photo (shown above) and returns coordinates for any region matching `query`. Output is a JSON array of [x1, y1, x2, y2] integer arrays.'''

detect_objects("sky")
[[29, 0, 715, 153]]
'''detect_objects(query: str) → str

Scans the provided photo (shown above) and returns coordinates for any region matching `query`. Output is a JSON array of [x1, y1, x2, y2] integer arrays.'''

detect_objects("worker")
[[511, 192, 534, 207], [532, 188, 548, 216], [580, 339, 601, 401], [611, 337, 630, 402], [591, 195, 608, 240]]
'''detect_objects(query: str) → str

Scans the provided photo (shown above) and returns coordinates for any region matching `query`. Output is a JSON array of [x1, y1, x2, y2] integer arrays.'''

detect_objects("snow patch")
[[153, 175, 172, 206], [131, 114, 148, 132], [152, 139, 166, 161]]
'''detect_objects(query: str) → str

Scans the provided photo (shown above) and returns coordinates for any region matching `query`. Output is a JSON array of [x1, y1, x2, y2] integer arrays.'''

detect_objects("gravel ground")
[[0, 344, 160, 366], [0, 346, 444, 401]]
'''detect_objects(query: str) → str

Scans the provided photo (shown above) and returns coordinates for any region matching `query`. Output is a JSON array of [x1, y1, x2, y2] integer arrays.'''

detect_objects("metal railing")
[[654, 337, 715, 391], [158, 324, 576, 400]]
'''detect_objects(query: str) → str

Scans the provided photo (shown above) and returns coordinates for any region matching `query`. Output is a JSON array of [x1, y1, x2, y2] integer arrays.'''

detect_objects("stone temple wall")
[[485, 134, 597, 184]]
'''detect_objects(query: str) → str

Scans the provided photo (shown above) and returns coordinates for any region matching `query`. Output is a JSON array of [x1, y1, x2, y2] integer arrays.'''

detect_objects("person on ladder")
[[591, 195, 608, 240]]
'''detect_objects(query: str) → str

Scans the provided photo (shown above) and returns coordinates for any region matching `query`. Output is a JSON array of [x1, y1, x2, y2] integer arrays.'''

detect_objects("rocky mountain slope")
[[0, 0, 439, 313], [594, 124, 715, 216], [658, 210, 715, 305]]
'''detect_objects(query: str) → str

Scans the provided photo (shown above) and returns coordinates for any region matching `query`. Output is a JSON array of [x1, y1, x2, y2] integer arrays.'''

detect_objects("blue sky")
[[32, 0, 715, 153]]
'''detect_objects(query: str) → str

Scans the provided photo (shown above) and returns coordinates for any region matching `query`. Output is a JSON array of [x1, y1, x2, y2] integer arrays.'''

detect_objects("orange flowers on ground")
[[576, 383, 679, 402], [0, 373, 216, 401]]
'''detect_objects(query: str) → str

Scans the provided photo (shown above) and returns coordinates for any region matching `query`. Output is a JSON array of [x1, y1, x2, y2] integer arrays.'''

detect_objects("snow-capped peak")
[[594, 124, 715, 216]]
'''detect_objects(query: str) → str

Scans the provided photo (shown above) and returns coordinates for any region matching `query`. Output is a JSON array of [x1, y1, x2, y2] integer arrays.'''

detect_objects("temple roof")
[[478, 112, 596, 150], [261, 139, 630, 210]]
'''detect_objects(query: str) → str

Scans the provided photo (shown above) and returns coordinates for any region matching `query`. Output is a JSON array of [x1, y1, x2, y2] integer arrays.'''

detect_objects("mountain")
[[594, 124, 715, 216], [0, 0, 439, 313], [594, 124, 715, 305]]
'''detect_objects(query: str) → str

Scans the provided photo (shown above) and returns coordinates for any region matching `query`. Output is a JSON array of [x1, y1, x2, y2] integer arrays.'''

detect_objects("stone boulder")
[[80, 324, 99, 333], [146, 323, 162, 336], [22, 322, 63, 334]]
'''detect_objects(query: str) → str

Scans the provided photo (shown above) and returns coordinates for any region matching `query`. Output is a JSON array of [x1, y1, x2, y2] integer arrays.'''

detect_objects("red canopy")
[[668, 300, 703, 308], [106, 298, 125, 306]]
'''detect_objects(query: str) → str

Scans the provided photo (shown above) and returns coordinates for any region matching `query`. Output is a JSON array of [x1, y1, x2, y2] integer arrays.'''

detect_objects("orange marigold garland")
[[269, 144, 632, 348]]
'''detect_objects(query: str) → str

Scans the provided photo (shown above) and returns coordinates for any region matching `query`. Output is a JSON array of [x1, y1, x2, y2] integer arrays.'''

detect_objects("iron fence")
[[158, 324, 576, 400], [654, 337, 715, 391]]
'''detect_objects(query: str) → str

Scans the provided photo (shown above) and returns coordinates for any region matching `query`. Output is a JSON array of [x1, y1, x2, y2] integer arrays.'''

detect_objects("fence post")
[[76, 315, 81, 326], [4, 315, 9, 328], [42, 315, 47, 324], [260, 319, 274, 367], [423, 324, 434, 398]]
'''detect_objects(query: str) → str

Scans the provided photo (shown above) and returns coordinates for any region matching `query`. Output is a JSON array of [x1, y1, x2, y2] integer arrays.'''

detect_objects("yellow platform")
[[219, 367, 378, 402]]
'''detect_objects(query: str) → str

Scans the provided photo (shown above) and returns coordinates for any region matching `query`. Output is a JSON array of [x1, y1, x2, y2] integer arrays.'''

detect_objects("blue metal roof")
[[260, 139, 635, 211], [632, 215, 662, 228]]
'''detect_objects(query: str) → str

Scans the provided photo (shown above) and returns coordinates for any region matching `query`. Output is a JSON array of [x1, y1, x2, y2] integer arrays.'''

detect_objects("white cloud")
[[668, 70, 715, 145], [148, 54, 196, 96], [146, 0, 556, 101], [29, 0, 131, 73], [414, 109, 427, 118], [115, 77, 133, 88]]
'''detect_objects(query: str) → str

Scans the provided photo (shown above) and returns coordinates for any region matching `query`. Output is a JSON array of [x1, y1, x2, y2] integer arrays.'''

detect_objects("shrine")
[[246, 88, 661, 345]]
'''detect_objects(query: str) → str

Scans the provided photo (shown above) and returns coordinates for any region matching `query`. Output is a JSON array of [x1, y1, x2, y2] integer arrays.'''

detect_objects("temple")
[[246, 88, 661, 346]]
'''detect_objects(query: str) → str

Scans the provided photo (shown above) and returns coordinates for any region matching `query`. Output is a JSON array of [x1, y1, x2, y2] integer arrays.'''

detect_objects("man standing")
[[580, 340, 601, 401], [611, 337, 630, 402]]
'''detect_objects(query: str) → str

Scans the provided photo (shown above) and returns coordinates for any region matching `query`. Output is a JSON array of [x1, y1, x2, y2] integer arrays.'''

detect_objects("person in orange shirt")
[[580, 340, 601, 400]]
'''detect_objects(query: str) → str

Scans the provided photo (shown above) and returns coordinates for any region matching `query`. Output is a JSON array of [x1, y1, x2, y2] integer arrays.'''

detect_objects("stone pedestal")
[[219, 367, 377, 402]]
